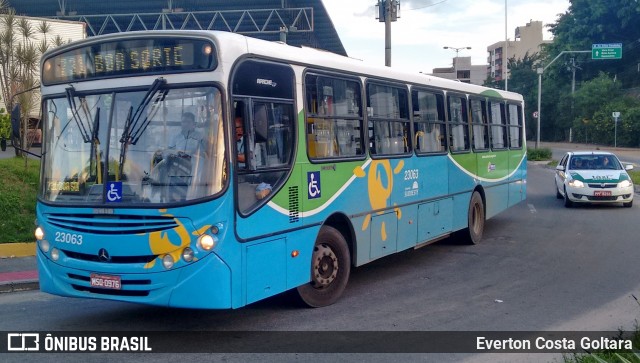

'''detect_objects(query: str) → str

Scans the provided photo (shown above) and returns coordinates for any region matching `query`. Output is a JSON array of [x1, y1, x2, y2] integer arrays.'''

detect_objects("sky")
[[322, 0, 570, 74]]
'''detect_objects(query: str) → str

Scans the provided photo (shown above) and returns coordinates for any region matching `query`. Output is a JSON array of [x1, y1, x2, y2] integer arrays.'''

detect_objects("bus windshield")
[[41, 85, 225, 205]]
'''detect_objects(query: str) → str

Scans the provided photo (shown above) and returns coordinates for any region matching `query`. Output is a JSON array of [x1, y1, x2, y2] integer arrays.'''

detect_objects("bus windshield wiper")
[[118, 77, 167, 179], [65, 86, 93, 143]]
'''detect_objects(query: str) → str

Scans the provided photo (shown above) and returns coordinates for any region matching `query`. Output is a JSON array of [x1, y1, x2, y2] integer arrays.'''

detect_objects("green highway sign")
[[592, 43, 622, 59]]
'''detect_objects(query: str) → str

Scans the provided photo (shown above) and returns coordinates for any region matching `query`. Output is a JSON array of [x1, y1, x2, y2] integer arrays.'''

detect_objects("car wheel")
[[623, 200, 633, 208], [563, 186, 573, 208], [555, 183, 563, 199], [296, 226, 351, 308]]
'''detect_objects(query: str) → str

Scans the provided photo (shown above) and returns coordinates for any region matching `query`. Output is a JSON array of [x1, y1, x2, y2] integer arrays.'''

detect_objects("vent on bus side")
[[46, 213, 178, 235], [288, 186, 299, 223]]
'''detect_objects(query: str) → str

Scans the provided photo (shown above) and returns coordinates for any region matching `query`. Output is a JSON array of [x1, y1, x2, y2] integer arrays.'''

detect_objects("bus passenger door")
[[230, 59, 299, 240]]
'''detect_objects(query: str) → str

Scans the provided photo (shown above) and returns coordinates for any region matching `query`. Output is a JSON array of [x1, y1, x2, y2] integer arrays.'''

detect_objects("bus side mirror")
[[10, 104, 20, 139]]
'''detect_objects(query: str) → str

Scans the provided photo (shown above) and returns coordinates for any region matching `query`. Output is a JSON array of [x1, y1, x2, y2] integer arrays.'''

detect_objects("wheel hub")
[[312, 243, 338, 288]]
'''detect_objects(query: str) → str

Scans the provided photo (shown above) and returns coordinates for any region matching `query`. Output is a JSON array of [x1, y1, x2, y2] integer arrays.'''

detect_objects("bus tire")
[[296, 226, 351, 308], [460, 191, 485, 245]]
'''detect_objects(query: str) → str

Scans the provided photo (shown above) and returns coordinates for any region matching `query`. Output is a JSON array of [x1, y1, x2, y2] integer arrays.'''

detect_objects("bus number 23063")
[[55, 232, 83, 245], [404, 169, 419, 180]]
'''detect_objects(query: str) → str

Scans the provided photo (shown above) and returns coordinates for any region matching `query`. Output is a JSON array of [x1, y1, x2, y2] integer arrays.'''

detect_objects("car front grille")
[[587, 183, 617, 188]]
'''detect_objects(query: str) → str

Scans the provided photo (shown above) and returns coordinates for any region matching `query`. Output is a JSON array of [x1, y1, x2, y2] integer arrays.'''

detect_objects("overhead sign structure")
[[592, 43, 622, 59]]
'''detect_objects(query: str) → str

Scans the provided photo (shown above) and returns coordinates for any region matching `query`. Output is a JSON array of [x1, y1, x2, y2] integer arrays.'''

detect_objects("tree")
[[503, 53, 540, 140], [547, 0, 640, 88], [0, 0, 64, 155], [537, 0, 640, 142]]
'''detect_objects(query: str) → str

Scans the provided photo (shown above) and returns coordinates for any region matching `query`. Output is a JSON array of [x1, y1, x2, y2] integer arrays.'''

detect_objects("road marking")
[[527, 204, 537, 214]]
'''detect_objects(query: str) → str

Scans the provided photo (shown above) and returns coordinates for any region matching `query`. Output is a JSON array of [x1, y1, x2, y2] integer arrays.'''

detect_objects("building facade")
[[487, 20, 551, 83], [431, 56, 488, 86]]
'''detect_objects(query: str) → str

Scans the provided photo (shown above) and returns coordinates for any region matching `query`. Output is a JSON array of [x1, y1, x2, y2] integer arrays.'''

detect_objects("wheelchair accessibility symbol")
[[307, 171, 321, 199], [106, 181, 123, 202]]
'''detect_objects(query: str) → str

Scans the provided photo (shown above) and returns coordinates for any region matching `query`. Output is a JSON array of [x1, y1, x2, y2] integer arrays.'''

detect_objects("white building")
[[0, 16, 86, 117]]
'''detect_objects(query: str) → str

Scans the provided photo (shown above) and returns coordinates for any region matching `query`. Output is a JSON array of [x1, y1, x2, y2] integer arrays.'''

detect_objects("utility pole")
[[568, 57, 581, 142], [376, 0, 400, 67], [385, 0, 391, 66]]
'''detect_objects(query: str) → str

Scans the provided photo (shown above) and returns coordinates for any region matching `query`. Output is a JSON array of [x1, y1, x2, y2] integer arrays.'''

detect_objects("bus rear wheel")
[[459, 191, 485, 245], [296, 226, 351, 308]]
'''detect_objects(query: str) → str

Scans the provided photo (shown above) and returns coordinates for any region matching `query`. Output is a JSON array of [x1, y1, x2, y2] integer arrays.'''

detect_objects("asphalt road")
[[540, 141, 640, 166], [2, 157, 640, 362]]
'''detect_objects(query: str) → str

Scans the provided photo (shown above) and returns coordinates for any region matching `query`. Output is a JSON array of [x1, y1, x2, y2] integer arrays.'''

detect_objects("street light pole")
[[443, 46, 471, 80], [536, 67, 543, 149], [505, 0, 508, 91], [535, 50, 590, 149]]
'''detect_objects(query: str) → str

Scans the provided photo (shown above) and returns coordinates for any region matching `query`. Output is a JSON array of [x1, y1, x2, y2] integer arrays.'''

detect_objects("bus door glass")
[[231, 60, 295, 214]]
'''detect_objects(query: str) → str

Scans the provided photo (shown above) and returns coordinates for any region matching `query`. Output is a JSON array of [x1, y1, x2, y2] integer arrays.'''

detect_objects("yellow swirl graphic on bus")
[[145, 214, 192, 269], [355, 159, 403, 241]]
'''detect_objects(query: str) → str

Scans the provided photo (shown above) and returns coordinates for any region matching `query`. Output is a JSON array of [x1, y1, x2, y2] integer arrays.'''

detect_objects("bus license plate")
[[594, 190, 612, 197], [90, 273, 121, 290]]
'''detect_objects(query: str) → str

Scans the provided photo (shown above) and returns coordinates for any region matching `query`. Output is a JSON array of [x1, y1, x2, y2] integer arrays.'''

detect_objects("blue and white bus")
[[34, 30, 526, 308]]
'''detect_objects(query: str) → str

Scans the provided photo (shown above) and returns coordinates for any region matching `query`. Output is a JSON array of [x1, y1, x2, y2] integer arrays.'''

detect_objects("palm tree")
[[0, 0, 58, 155]]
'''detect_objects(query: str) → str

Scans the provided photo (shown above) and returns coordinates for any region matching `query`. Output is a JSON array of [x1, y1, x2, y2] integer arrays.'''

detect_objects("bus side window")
[[367, 82, 410, 156], [447, 94, 469, 152], [413, 89, 446, 153], [305, 73, 363, 160], [489, 101, 507, 150]]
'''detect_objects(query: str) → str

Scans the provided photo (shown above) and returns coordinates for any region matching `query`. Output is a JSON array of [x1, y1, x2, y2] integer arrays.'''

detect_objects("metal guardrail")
[[53, 7, 314, 37]]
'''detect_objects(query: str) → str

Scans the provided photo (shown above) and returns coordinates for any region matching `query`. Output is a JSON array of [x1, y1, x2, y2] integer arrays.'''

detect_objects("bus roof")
[[43, 30, 523, 102]]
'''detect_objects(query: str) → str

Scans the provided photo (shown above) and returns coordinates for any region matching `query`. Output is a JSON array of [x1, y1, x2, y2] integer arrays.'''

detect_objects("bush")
[[527, 147, 552, 161], [0, 157, 39, 243]]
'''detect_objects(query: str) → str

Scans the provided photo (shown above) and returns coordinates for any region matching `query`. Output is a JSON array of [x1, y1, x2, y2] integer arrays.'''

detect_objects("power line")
[[404, 0, 448, 11]]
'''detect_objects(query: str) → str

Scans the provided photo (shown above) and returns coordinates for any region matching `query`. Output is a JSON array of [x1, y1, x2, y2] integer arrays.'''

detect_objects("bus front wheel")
[[296, 226, 351, 308], [460, 191, 485, 245]]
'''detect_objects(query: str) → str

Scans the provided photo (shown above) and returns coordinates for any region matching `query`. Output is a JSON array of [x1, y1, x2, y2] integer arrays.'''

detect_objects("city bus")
[[33, 30, 526, 309]]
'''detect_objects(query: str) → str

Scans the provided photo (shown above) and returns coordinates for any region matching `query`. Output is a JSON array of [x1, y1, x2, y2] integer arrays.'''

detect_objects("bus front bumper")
[[37, 249, 233, 309]]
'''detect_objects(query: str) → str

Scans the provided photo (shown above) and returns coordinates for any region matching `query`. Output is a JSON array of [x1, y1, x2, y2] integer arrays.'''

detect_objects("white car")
[[555, 151, 634, 208]]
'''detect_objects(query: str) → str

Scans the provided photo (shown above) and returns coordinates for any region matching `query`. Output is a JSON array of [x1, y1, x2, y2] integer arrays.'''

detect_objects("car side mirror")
[[625, 164, 634, 171], [555, 165, 565, 171]]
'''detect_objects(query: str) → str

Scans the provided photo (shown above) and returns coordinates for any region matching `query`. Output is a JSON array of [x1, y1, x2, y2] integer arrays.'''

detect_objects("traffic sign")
[[592, 43, 622, 59]]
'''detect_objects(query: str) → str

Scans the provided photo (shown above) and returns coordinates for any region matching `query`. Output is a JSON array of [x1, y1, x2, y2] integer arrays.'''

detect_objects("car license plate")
[[90, 273, 121, 290], [594, 190, 612, 197]]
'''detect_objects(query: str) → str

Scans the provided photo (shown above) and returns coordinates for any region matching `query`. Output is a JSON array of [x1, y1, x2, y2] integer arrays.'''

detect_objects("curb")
[[0, 280, 39, 293], [0, 242, 36, 258]]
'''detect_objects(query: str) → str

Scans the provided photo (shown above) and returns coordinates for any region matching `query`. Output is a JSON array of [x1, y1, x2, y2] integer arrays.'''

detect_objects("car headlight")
[[568, 179, 584, 188], [618, 180, 632, 188]]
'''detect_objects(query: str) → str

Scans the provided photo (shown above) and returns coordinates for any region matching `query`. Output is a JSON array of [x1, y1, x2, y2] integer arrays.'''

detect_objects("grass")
[[562, 327, 640, 362], [528, 147, 553, 161], [0, 157, 40, 243], [630, 170, 640, 185]]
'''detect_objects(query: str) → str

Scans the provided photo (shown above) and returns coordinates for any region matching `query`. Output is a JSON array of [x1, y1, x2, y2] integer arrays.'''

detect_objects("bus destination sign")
[[42, 37, 216, 85]]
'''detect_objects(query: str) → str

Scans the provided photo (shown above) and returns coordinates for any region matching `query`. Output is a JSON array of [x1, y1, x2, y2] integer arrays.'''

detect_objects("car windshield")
[[41, 85, 226, 205], [569, 155, 621, 170]]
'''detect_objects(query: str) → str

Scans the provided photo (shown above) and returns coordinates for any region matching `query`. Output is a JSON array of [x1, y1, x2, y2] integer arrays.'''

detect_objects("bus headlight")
[[39, 239, 50, 253], [162, 254, 174, 269], [182, 247, 194, 262], [51, 248, 60, 261], [198, 234, 217, 251], [35, 227, 45, 241]]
